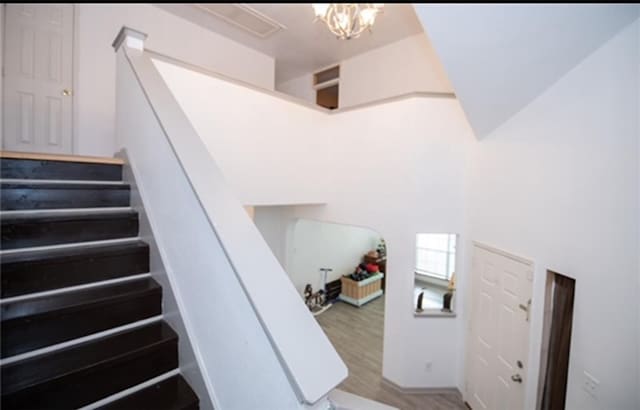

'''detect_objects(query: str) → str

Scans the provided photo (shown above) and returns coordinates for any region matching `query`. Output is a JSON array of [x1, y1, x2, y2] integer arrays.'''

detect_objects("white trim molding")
[[381, 377, 463, 397], [472, 241, 534, 266], [112, 26, 147, 52]]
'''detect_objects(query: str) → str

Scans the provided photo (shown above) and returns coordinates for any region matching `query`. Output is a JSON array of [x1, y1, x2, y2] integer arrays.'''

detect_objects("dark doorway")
[[539, 271, 576, 410], [316, 84, 339, 110]]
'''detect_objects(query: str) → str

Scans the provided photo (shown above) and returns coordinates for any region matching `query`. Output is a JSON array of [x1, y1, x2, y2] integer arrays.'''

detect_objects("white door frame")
[[2, 3, 75, 154], [464, 241, 536, 409]]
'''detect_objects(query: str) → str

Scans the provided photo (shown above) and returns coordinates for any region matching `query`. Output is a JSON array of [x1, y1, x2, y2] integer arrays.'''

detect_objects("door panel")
[[467, 245, 533, 410], [3, 4, 73, 154]]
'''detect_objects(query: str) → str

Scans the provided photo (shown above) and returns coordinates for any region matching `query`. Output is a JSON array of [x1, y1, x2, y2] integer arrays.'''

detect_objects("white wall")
[[339, 33, 453, 108], [275, 73, 315, 104], [468, 20, 639, 410], [414, 4, 640, 138], [287, 219, 382, 295], [153, 58, 328, 206], [637, 20, 640, 409], [1, 4, 4, 147], [296, 99, 472, 390], [73, 4, 275, 157], [155, 24, 640, 408], [253, 205, 291, 268], [156, 55, 475, 390], [275, 33, 453, 109]]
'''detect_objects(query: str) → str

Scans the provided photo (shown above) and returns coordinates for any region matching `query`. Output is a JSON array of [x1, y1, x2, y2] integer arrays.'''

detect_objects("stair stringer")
[[119, 151, 214, 410]]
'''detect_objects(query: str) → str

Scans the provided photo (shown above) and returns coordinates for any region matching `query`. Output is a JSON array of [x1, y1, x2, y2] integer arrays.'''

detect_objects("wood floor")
[[316, 296, 467, 410]]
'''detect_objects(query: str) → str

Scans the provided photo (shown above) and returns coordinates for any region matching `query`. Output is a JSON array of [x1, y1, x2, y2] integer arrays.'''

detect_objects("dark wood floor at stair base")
[[316, 296, 466, 410]]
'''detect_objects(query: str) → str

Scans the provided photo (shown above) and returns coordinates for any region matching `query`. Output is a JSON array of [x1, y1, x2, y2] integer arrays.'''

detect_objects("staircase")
[[0, 152, 199, 410]]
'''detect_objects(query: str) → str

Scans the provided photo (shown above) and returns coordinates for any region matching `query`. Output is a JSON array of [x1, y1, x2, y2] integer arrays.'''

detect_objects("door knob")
[[62, 89, 72, 96], [511, 374, 523, 383]]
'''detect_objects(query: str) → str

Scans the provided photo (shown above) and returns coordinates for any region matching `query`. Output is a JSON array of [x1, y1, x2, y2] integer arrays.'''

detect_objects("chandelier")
[[312, 4, 384, 40]]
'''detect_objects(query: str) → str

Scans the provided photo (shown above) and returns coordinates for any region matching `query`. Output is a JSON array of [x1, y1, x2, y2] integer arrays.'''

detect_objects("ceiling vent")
[[195, 4, 286, 38]]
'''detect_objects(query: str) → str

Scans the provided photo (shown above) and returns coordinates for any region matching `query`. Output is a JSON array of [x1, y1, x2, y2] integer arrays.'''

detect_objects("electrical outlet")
[[582, 371, 599, 398], [425, 361, 433, 372]]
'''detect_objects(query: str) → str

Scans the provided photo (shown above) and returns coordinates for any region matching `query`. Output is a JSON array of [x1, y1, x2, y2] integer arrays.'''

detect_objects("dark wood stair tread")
[[1, 209, 138, 224], [1, 210, 139, 250], [2, 277, 160, 321], [1, 240, 150, 298], [1, 321, 178, 409], [99, 375, 199, 410], [2, 277, 162, 358], [1, 157, 122, 181], [0, 155, 199, 408], [1, 182, 131, 210]]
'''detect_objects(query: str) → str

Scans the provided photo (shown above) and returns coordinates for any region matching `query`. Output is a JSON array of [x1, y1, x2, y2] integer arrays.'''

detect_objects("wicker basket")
[[340, 273, 384, 306]]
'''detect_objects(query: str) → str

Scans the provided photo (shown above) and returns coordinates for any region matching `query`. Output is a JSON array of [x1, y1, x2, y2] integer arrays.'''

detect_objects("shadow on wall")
[[248, 206, 386, 300], [289, 219, 385, 298]]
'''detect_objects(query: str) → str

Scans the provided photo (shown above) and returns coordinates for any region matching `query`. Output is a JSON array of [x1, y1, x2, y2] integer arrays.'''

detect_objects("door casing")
[[464, 242, 534, 410]]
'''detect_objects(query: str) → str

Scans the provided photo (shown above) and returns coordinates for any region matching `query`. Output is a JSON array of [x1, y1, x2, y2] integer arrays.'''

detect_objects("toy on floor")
[[304, 284, 326, 313]]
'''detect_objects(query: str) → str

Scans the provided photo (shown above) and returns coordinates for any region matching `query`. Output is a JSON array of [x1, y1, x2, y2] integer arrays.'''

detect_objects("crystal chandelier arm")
[[312, 3, 383, 40]]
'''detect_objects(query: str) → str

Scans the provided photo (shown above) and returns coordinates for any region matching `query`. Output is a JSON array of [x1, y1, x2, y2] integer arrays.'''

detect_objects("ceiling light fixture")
[[312, 4, 384, 40]]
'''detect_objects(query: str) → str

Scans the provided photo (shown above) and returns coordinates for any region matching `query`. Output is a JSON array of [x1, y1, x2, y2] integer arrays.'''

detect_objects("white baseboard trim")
[[381, 377, 462, 397], [329, 389, 398, 410]]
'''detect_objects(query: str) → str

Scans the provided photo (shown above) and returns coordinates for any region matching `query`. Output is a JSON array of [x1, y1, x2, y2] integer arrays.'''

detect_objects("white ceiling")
[[414, 4, 640, 138], [154, 4, 424, 83]]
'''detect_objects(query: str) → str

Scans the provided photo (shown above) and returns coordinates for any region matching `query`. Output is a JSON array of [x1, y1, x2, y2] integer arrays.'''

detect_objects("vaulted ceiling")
[[414, 4, 640, 138]]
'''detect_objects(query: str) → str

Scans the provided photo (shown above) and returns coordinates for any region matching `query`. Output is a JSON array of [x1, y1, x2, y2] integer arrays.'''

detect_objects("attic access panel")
[[195, 4, 285, 38]]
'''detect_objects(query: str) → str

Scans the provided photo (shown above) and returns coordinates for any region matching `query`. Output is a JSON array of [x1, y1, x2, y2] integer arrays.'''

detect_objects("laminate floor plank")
[[316, 296, 466, 410]]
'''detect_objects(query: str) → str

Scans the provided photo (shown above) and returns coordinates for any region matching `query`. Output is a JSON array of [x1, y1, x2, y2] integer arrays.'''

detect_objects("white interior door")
[[3, 4, 73, 154], [465, 243, 533, 410]]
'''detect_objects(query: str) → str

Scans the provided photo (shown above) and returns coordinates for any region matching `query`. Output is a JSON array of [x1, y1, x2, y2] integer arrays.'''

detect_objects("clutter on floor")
[[339, 249, 385, 307]]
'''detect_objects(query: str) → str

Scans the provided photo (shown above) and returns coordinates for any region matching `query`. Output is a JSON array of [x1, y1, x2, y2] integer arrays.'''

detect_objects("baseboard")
[[381, 377, 462, 397]]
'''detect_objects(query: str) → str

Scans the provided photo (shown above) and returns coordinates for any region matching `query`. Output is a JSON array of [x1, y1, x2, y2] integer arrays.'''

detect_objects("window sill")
[[414, 309, 456, 318], [415, 273, 450, 288]]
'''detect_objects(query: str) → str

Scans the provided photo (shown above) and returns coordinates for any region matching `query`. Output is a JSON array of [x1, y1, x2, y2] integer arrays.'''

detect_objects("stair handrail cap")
[[113, 26, 148, 52]]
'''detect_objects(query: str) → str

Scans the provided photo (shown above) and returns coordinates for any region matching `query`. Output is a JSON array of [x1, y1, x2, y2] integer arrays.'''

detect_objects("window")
[[415, 233, 456, 280]]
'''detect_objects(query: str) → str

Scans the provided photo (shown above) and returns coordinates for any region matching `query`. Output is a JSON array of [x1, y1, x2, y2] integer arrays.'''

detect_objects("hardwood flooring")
[[316, 296, 467, 410]]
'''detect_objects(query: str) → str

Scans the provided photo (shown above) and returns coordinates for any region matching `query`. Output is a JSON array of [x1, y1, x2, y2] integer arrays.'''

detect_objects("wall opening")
[[414, 233, 459, 315], [314, 64, 340, 110], [538, 270, 576, 410], [316, 84, 339, 110]]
